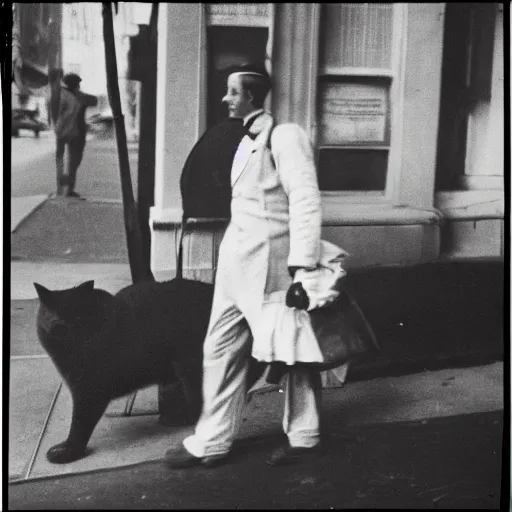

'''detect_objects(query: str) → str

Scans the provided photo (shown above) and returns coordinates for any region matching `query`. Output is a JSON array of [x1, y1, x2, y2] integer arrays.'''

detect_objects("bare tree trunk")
[[102, 2, 154, 283]]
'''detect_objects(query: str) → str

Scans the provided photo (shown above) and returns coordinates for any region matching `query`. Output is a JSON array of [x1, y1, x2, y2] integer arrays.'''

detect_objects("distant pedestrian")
[[54, 73, 98, 198]]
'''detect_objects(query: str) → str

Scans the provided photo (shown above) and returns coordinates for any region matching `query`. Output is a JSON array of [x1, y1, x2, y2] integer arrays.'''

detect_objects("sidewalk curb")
[[8, 457, 165, 486], [9, 409, 504, 488], [11, 194, 50, 233], [47, 195, 123, 204]]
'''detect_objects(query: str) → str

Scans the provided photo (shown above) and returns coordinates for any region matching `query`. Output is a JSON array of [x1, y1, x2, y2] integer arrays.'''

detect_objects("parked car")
[[12, 108, 48, 137]]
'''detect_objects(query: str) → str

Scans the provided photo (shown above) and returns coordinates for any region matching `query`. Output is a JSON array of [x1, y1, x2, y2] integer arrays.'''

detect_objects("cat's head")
[[34, 280, 96, 326]]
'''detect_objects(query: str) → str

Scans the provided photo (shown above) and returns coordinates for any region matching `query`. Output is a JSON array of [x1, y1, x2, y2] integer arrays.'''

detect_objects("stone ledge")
[[150, 204, 444, 230]]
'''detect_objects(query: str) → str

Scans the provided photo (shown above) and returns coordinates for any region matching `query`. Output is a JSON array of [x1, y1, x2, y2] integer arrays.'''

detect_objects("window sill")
[[434, 190, 504, 220], [150, 203, 445, 230], [319, 67, 395, 78], [321, 200, 442, 226]]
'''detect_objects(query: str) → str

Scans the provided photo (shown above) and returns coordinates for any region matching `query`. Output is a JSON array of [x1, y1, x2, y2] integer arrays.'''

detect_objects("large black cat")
[[34, 278, 265, 464]]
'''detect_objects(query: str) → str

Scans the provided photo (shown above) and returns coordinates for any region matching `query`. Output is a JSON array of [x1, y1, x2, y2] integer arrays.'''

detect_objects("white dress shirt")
[[231, 109, 265, 186]]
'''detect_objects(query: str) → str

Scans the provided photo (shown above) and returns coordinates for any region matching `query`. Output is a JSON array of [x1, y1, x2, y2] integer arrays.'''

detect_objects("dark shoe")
[[265, 443, 325, 466], [164, 444, 229, 469], [66, 191, 82, 198]]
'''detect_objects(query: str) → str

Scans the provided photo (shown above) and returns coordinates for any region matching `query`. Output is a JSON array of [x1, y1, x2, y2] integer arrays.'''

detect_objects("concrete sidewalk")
[[8, 357, 504, 483], [11, 195, 49, 233], [11, 262, 132, 300]]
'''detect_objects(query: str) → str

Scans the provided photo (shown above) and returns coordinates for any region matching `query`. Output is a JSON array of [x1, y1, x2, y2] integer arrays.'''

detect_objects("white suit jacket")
[[214, 112, 337, 364]]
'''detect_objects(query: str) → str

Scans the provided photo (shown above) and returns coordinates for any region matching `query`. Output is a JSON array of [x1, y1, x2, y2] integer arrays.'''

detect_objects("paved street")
[[10, 131, 139, 201], [8, 410, 504, 509]]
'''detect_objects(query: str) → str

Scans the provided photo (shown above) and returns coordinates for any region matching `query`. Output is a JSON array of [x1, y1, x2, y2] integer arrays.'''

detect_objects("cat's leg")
[[158, 364, 191, 427], [171, 358, 203, 425], [46, 393, 109, 463]]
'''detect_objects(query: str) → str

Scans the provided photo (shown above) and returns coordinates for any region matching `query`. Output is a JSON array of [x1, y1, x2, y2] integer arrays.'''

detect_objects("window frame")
[[309, 3, 407, 204]]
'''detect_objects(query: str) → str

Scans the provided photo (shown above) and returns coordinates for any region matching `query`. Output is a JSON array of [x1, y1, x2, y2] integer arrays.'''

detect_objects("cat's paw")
[[47, 442, 87, 464]]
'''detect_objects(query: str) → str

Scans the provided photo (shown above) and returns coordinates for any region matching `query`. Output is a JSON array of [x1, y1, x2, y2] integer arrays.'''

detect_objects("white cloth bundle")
[[293, 240, 349, 311], [252, 240, 349, 365]]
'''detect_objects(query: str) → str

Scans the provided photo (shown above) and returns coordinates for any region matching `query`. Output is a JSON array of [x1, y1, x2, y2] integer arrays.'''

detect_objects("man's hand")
[[286, 267, 342, 311]]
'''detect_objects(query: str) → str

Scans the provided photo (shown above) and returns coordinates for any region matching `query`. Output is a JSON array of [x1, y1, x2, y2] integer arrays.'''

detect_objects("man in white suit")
[[165, 63, 328, 468]]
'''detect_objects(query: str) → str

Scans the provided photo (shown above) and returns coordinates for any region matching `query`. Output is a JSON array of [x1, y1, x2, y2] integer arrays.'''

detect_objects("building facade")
[[149, 3, 505, 281]]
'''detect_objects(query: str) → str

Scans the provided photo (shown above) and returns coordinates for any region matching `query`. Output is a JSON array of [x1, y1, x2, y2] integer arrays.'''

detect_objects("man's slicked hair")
[[228, 62, 271, 109]]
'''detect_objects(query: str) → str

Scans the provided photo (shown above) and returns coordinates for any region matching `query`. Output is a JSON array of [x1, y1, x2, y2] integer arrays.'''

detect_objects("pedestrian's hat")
[[63, 73, 82, 88], [226, 62, 270, 80]]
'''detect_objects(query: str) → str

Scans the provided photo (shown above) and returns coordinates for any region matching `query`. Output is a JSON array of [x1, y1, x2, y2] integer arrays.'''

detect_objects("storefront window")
[[317, 3, 396, 193]]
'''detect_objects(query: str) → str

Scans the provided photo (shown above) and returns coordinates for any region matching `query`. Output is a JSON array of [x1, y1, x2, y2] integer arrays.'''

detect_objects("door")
[[207, 26, 268, 128]]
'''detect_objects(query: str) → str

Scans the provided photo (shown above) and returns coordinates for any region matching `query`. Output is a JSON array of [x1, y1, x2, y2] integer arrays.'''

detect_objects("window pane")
[[320, 3, 394, 69], [318, 149, 388, 191]]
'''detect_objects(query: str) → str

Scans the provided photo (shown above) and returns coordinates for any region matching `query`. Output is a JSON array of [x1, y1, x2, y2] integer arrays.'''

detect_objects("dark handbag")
[[299, 286, 379, 372], [287, 287, 379, 371], [266, 284, 379, 383]]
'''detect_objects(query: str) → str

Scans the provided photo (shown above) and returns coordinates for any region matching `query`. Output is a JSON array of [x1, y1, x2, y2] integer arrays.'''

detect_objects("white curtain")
[[321, 3, 393, 70]]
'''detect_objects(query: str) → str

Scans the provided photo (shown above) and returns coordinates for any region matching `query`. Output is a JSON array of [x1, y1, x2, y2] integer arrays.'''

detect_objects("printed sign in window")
[[206, 3, 270, 26], [318, 82, 390, 145]]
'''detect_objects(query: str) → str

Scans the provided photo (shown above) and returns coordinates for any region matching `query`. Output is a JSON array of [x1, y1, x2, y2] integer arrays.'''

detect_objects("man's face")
[[222, 74, 255, 119]]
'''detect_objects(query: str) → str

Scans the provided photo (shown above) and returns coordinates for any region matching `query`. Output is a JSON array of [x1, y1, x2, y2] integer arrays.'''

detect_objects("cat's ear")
[[76, 280, 95, 292], [34, 283, 54, 308]]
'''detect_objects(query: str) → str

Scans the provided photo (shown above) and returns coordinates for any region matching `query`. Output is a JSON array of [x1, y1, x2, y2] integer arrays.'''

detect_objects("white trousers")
[[183, 290, 322, 458]]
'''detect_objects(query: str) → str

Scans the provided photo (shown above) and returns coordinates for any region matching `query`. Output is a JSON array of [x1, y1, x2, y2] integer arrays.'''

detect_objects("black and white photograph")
[[7, 2, 506, 509]]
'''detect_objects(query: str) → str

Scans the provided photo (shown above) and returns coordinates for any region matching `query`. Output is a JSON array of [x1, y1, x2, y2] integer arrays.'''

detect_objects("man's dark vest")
[[177, 114, 269, 278]]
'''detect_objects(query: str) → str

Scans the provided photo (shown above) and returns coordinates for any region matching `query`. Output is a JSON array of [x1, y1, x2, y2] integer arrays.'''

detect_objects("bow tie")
[[241, 114, 261, 140], [227, 114, 260, 140]]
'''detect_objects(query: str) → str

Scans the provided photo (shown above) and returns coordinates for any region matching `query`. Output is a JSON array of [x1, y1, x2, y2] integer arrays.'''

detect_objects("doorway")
[[207, 26, 268, 128]]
